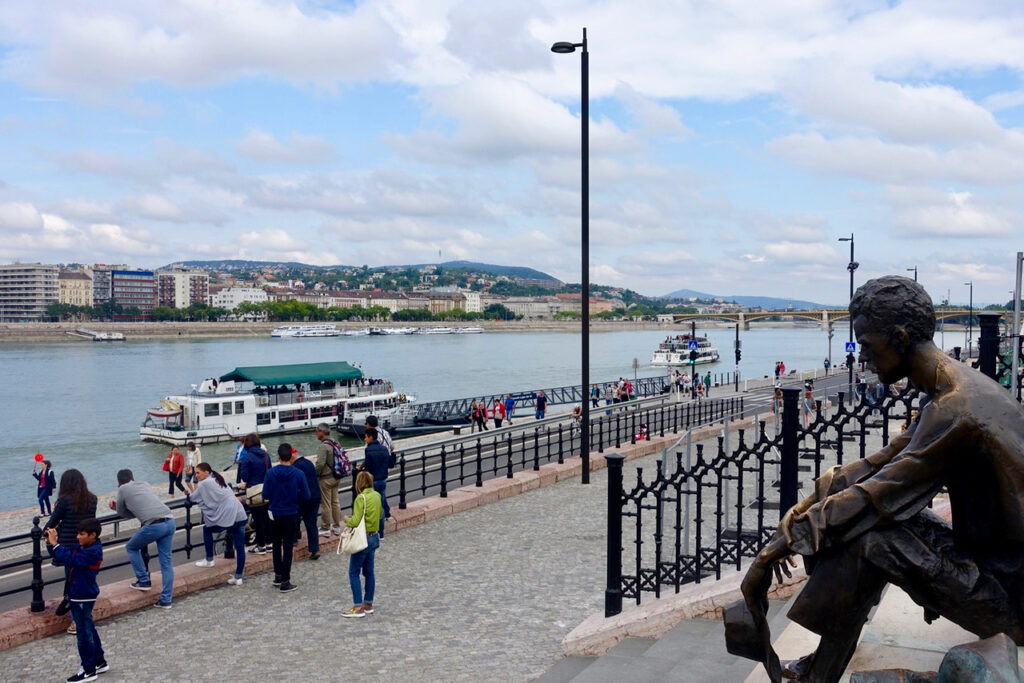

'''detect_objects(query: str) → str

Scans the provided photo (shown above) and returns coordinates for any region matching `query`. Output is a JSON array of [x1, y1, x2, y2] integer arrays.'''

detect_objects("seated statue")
[[728, 276, 1024, 682]]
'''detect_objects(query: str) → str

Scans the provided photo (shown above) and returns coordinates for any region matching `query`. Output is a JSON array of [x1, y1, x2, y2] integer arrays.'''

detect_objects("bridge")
[[666, 308, 991, 330]]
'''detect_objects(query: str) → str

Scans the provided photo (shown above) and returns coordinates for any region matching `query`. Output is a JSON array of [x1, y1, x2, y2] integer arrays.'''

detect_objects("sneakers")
[[66, 623, 77, 634], [309, 552, 320, 560], [253, 545, 268, 555], [66, 669, 97, 682], [279, 582, 298, 592], [342, 606, 365, 618], [94, 660, 110, 674], [130, 581, 152, 591], [318, 528, 331, 536], [362, 604, 374, 615], [227, 576, 243, 586], [331, 526, 341, 536], [272, 575, 283, 587], [194, 559, 215, 568], [154, 601, 172, 609]]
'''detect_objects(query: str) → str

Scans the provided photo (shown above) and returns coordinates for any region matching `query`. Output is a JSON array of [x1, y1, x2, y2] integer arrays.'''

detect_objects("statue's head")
[[850, 276, 936, 384]]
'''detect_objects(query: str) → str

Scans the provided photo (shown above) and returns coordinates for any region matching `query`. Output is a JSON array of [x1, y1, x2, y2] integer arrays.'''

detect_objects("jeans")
[[71, 601, 104, 672], [298, 499, 321, 554], [535, 408, 545, 419], [373, 480, 391, 523], [348, 533, 380, 605], [167, 471, 185, 495], [203, 520, 247, 577], [38, 489, 51, 515], [271, 513, 297, 583], [126, 518, 175, 604]]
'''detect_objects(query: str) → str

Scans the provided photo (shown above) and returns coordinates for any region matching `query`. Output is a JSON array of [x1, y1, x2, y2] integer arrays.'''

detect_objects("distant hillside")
[[416, 260, 560, 283], [162, 259, 560, 283], [663, 288, 834, 310]]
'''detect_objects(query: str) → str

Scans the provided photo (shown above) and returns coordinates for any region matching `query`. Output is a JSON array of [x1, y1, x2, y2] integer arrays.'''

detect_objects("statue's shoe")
[[781, 653, 815, 680]]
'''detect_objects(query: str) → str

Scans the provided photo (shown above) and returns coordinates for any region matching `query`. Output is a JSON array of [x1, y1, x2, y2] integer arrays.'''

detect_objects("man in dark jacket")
[[262, 444, 310, 593], [359, 427, 391, 536], [46, 518, 108, 682], [291, 448, 322, 560]]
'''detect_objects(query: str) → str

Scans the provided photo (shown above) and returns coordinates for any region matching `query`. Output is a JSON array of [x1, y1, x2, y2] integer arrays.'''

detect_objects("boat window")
[[279, 409, 309, 422], [235, 401, 245, 414], [222, 402, 233, 416], [256, 412, 271, 426], [204, 403, 219, 417]]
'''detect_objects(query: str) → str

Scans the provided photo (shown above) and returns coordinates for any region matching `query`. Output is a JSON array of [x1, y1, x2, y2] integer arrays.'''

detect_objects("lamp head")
[[551, 41, 577, 54]]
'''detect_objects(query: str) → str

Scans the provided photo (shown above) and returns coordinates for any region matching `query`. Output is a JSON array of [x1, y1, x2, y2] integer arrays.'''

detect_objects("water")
[[0, 325, 843, 512]]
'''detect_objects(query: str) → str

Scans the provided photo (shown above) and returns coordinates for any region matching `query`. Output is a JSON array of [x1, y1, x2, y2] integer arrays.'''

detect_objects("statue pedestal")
[[744, 586, 1023, 682]]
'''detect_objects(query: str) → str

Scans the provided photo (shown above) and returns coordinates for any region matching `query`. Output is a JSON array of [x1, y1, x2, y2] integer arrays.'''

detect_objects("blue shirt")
[[261, 464, 310, 517], [292, 457, 321, 502], [362, 442, 390, 482], [49, 540, 103, 601], [504, 398, 515, 413], [237, 447, 270, 486]]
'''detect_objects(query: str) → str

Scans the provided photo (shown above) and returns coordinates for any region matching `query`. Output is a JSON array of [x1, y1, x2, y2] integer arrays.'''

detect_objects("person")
[[703, 372, 712, 397], [504, 393, 516, 425], [341, 471, 382, 619], [475, 400, 489, 431], [358, 427, 391, 537], [468, 400, 479, 432], [774, 362, 781, 380], [183, 442, 201, 494], [236, 432, 272, 554], [233, 436, 245, 465], [535, 390, 547, 419], [164, 447, 185, 498], [45, 468, 98, 634], [734, 276, 1024, 681], [109, 469, 175, 609], [313, 423, 342, 537], [188, 463, 247, 585], [45, 518, 107, 682], [570, 403, 583, 430], [779, 360, 786, 376], [492, 398, 506, 428], [604, 384, 614, 414], [262, 443, 309, 592], [591, 383, 600, 408], [772, 383, 783, 414], [802, 384, 815, 427], [635, 423, 649, 441], [33, 459, 56, 516], [824, 358, 831, 375], [291, 449, 322, 560], [366, 415, 393, 456]]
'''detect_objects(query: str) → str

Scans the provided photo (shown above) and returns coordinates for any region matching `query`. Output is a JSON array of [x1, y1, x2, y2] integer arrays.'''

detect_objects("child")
[[45, 519, 107, 683]]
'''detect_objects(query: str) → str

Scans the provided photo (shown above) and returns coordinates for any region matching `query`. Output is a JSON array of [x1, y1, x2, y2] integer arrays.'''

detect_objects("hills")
[[164, 259, 561, 283], [663, 288, 834, 310]]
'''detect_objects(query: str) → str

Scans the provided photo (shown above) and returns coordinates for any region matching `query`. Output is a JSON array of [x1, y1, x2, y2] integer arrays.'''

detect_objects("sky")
[[0, 1, 1023, 305]]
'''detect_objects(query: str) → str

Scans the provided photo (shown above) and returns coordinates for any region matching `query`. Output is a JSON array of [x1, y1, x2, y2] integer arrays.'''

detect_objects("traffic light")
[[735, 349, 741, 363], [689, 350, 697, 365]]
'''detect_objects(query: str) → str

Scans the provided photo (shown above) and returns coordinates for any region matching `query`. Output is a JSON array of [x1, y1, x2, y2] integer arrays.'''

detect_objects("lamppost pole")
[[907, 266, 917, 282], [965, 281, 973, 360], [552, 28, 590, 484], [838, 234, 857, 402]]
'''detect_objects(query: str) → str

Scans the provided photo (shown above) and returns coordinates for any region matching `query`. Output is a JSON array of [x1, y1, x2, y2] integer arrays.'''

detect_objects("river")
[[0, 324, 916, 512]]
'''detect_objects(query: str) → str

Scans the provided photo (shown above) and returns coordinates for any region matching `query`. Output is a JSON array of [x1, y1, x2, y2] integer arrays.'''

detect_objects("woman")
[[44, 468, 97, 634], [803, 385, 815, 427], [32, 459, 56, 515], [236, 433, 272, 554], [184, 441, 201, 493], [475, 401, 488, 431], [165, 447, 186, 497], [188, 463, 247, 585], [342, 471, 382, 618], [468, 401, 478, 433]]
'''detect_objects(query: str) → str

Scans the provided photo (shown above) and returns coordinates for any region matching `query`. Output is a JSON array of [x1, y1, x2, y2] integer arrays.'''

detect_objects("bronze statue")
[[726, 276, 1024, 681]]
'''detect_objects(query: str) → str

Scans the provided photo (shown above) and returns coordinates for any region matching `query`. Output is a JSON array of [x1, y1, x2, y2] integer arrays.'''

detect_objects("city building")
[[111, 270, 157, 319], [91, 264, 129, 305], [58, 269, 93, 307], [208, 286, 268, 310], [0, 263, 59, 321], [156, 267, 210, 308]]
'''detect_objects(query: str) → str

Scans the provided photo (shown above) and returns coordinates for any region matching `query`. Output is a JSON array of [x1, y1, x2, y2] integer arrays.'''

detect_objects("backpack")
[[323, 439, 352, 479]]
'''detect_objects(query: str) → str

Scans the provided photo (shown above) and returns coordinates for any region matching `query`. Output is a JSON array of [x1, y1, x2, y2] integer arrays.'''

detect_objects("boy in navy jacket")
[[45, 518, 107, 683]]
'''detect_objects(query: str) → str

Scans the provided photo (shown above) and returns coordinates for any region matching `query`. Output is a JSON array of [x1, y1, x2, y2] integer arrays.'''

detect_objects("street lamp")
[[552, 28, 590, 485], [838, 234, 858, 402], [964, 281, 973, 359], [907, 266, 917, 282]]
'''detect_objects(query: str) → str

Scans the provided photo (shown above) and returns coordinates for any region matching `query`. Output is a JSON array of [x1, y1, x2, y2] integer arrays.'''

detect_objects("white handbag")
[[338, 492, 369, 555]]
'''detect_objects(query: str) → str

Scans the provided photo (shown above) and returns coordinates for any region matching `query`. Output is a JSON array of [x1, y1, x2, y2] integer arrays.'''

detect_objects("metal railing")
[[603, 385, 920, 617]]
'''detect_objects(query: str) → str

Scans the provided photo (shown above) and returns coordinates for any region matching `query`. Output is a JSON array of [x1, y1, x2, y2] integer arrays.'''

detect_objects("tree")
[[392, 308, 433, 321], [46, 302, 76, 321], [554, 310, 581, 320], [482, 303, 514, 321]]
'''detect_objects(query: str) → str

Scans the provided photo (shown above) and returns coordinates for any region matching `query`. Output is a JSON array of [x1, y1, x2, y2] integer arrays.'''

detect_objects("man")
[[535, 390, 547, 420], [359, 427, 391, 536], [365, 415, 393, 456], [732, 276, 1024, 681], [109, 469, 175, 609], [313, 424, 342, 536], [703, 371, 712, 397], [365, 415, 394, 532], [262, 444, 309, 592], [291, 448, 322, 560], [504, 393, 516, 425]]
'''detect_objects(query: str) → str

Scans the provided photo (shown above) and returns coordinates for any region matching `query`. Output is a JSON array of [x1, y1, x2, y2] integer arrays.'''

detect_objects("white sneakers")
[[194, 559, 215, 568], [227, 576, 243, 586], [318, 529, 331, 536]]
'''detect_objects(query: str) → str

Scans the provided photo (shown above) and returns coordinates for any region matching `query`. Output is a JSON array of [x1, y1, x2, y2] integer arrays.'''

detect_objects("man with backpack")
[[314, 423, 345, 536]]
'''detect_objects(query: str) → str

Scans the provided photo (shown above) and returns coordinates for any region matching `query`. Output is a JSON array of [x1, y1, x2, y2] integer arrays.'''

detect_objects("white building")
[[209, 287, 269, 310], [0, 263, 59, 321], [157, 267, 209, 309]]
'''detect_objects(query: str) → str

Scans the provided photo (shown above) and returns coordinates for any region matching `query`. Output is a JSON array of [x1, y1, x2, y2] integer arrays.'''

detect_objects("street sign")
[[688, 340, 699, 350], [845, 342, 856, 353], [632, 357, 639, 370]]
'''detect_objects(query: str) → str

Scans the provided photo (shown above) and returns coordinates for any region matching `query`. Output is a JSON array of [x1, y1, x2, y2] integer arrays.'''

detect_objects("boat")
[[140, 361, 413, 445], [452, 326, 484, 334], [336, 401, 456, 439], [651, 334, 720, 366], [369, 326, 416, 335], [270, 324, 339, 338], [342, 328, 370, 336], [93, 332, 126, 342], [416, 326, 454, 335]]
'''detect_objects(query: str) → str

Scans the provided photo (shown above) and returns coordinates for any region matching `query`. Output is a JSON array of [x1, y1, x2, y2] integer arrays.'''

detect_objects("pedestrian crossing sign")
[[845, 342, 856, 353]]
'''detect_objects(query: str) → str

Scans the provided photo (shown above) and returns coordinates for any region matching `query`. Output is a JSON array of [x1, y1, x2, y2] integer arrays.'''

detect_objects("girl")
[[164, 447, 186, 498], [44, 469, 97, 634], [33, 459, 56, 515], [188, 463, 248, 585]]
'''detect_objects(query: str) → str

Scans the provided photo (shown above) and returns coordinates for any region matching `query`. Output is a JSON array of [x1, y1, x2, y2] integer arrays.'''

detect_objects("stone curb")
[[0, 415, 749, 652]]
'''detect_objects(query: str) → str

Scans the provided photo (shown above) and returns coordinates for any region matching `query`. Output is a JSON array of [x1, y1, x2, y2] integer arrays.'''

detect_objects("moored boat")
[[651, 334, 720, 366], [270, 324, 339, 337]]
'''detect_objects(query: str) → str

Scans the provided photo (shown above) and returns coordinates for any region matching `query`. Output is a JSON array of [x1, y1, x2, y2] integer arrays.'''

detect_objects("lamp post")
[[907, 266, 917, 282], [964, 280, 973, 360], [838, 234, 858, 402], [552, 28, 590, 484]]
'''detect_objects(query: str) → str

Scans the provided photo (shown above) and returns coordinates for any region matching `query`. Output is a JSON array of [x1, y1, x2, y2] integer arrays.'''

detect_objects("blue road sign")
[[845, 342, 856, 353], [688, 340, 699, 351]]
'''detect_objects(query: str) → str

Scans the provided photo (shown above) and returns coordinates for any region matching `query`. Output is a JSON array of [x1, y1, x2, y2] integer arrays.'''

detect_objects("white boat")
[[93, 332, 125, 342], [271, 324, 339, 338], [140, 361, 412, 445], [369, 326, 416, 335], [452, 326, 484, 334], [342, 328, 370, 336], [651, 334, 720, 366], [416, 326, 454, 335]]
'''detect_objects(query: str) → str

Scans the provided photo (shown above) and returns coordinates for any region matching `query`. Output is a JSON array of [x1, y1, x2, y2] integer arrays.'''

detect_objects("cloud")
[[614, 83, 690, 140], [0, 201, 43, 231], [119, 194, 184, 222], [233, 128, 335, 163], [887, 187, 1014, 238], [442, 1, 551, 72], [88, 223, 160, 255], [762, 241, 838, 264]]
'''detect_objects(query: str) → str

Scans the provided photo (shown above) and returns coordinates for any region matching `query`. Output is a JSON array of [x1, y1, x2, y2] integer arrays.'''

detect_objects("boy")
[[45, 518, 107, 682]]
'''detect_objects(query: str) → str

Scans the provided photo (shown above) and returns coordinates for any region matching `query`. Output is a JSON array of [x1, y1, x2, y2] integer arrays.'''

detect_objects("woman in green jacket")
[[343, 471, 382, 618]]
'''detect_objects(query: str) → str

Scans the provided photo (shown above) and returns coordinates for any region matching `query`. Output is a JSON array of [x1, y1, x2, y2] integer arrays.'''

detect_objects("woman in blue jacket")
[[236, 433, 272, 554]]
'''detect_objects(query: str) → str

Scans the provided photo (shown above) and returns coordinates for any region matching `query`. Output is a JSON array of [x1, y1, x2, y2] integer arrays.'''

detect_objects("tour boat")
[[369, 326, 416, 335], [651, 334, 720, 366], [93, 332, 126, 342], [416, 326, 455, 335], [140, 361, 412, 445], [452, 326, 484, 334], [270, 324, 340, 337]]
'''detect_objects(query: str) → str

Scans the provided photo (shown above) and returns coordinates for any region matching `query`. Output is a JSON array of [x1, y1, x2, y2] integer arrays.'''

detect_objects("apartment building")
[[157, 267, 210, 308], [111, 270, 157, 318], [0, 263, 58, 321], [58, 270, 93, 307], [209, 286, 268, 310]]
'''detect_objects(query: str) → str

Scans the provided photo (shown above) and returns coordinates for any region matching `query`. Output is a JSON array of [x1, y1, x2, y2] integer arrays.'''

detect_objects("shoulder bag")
[[244, 483, 267, 507], [338, 492, 369, 555]]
